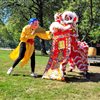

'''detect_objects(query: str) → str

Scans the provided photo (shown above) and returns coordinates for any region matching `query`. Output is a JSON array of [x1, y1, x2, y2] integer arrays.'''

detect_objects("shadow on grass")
[[12, 72, 100, 82], [65, 72, 100, 83], [12, 74, 42, 78]]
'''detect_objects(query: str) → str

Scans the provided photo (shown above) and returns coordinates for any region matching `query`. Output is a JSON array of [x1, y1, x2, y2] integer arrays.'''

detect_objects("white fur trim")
[[63, 20, 73, 24], [50, 22, 71, 33], [62, 11, 78, 24], [54, 13, 59, 21], [62, 11, 74, 20], [73, 12, 78, 23]]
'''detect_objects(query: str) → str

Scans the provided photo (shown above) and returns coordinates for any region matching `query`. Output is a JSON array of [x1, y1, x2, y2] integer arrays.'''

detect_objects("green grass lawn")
[[0, 50, 100, 100]]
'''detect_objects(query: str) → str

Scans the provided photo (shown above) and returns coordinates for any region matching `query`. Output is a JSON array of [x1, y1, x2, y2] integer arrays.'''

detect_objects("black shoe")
[[84, 72, 90, 80], [68, 69, 73, 72], [41, 51, 48, 55], [63, 72, 66, 75]]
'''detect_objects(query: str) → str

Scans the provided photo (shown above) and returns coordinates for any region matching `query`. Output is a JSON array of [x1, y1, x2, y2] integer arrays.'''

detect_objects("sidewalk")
[[88, 56, 100, 66], [0, 48, 13, 50]]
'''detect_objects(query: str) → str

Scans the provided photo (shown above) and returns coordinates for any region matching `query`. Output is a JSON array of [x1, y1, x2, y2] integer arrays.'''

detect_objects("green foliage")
[[89, 27, 100, 44], [0, 20, 16, 48], [0, 0, 99, 48]]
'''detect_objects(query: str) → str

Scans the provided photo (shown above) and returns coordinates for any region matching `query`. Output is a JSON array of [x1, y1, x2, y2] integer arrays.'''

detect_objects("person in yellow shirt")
[[7, 18, 51, 77]]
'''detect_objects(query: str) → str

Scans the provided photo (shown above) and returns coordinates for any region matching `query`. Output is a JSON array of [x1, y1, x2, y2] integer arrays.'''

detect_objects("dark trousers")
[[12, 42, 35, 73]]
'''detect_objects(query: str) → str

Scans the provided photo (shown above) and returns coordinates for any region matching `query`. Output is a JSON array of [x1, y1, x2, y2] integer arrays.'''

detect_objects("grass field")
[[0, 50, 100, 100]]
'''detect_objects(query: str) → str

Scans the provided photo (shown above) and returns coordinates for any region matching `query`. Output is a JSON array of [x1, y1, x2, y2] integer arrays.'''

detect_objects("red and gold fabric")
[[42, 28, 70, 81], [68, 28, 89, 71]]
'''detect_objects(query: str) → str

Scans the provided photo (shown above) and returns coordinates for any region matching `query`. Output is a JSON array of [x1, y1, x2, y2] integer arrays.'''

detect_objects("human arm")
[[35, 27, 52, 40]]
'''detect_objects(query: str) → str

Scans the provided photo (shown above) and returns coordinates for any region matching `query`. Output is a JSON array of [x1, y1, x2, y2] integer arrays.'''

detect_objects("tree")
[[0, 0, 99, 49], [0, 0, 64, 52], [0, 19, 17, 47], [59, 0, 100, 45]]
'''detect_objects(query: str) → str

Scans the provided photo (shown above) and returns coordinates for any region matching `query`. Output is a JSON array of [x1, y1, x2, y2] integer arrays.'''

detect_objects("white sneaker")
[[7, 67, 13, 75], [30, 73, 38, 77]]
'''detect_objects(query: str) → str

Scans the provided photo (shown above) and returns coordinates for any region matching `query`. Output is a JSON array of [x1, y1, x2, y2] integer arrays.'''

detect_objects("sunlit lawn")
[[0, 50, 100, 100]]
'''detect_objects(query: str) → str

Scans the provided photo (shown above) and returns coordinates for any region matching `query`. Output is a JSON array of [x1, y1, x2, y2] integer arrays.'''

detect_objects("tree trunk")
[[36, 0, 47, 55]]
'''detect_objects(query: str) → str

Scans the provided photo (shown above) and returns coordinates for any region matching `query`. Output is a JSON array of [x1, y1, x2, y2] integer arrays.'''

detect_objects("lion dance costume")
[[61, 11, 89, 72], [42, 13, 71, 81], [42, 11, 89, 81]]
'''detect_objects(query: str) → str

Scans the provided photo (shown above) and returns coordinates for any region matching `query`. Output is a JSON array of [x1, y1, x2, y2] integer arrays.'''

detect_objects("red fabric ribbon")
[[27, 39, 34, 45]]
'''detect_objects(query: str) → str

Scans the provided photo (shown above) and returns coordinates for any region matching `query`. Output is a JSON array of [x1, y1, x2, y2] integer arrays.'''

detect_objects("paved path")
[[88, 57, 100, 64], [0, 48, 13, 50]]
